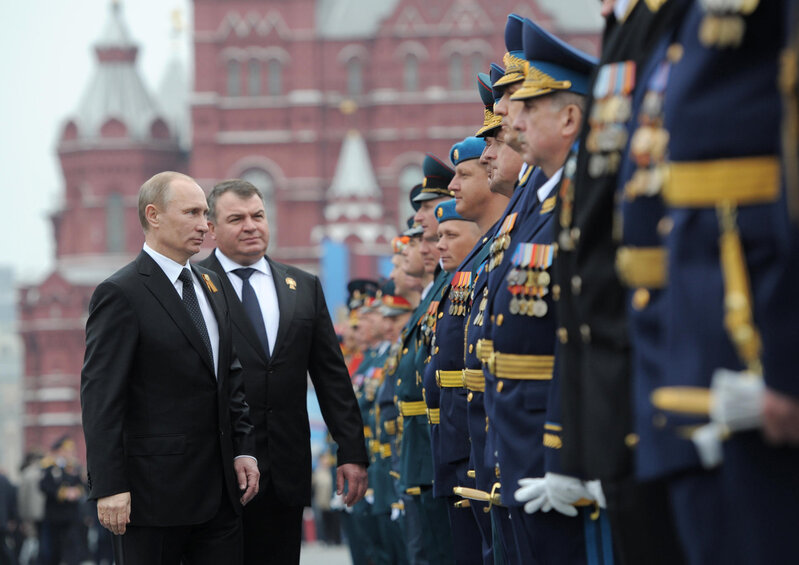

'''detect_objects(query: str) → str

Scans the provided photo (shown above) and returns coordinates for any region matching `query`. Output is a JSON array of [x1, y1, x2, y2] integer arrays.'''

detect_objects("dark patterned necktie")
[[232, 268, 271, 360], [178, 268, 213, 361]]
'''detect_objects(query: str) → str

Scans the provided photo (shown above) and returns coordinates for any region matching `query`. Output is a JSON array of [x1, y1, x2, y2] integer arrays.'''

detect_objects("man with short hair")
[[199, 179, 368, 565], [81, 171, 260, 565]]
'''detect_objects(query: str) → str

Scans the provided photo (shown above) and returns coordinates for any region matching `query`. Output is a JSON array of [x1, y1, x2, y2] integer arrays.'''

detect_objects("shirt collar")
[[143, 243, 191, 285], [215, 250, 271, 278], [537, 167, 563, 204]]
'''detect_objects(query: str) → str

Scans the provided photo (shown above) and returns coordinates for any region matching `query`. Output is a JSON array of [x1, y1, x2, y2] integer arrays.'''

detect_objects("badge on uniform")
[[449, 271, 473, 316], [506, 243, 554, 318], [587, 60, 636, 178], [488, 213, 518, 271]]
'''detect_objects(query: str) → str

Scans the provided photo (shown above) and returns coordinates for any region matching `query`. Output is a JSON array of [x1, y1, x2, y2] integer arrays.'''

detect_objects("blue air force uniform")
[[636, 2, 799, 563]]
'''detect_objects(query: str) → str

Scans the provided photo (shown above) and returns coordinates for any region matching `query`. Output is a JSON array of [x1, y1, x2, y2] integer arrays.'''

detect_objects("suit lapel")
[[137, 253, 216, 377], [203, 252, 270, 366], [268, 258, 296, 362]]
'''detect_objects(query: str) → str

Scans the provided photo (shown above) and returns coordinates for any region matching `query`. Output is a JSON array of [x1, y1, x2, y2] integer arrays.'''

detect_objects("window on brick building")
[[106, 193, 125, 253], [227, 60, 241, 96], [241, 168, 278, 246], [398, 165, 423, 224], [471, 53, 484, 81], [347, 59, 363, 96], [248, 59, 261, 96], [268, 59, 282, 96], [404, 55, 418, 92], [450, 52, 463, 91]]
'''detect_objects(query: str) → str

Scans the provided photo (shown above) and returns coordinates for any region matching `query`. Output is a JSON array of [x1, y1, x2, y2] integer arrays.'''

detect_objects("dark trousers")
[[117, 493, 242, 565], [40, 521, 82, 565], [604, 477, 684, 565], [242, 480, 303, 565]]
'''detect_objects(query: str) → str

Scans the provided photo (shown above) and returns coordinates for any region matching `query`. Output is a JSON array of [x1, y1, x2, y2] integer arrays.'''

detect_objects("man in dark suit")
[[81, 171, 260, 565], [200, 179, 368, 565]]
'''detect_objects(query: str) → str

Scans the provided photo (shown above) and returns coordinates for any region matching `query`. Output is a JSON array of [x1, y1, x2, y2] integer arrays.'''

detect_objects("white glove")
[[365, 492, 375, 505], [545, 473, 594, 517], [692, 368, 765, 469], [585, 480, 606, 509], [514, 477, 551, 514], [390, 506, 403, 521], [329, 493, 345, 511]]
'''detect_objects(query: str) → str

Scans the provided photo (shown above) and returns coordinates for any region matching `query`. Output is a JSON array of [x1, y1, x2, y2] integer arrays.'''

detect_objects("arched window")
[[268, 59, 282, 96], [398, 165, 423, 224], [470, 53, 484, 81], [247, 59, 261, 96], [106, 193, 125, 253], [347, 59, 363, 96], [227, 60, 241, 96], [404, 54, 419, 92], [240, 168, 278, 247], [449, 52, 463, 91]]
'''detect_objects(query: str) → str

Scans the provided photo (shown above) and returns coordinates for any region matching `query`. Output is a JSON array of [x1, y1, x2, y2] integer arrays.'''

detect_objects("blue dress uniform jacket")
[[484, 170, 596, 565], [654, 2, 799, 563]]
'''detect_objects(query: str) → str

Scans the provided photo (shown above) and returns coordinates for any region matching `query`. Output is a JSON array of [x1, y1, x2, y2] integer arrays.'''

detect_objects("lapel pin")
[[202, 273, 218, 293], [285, 277, 297, 290]]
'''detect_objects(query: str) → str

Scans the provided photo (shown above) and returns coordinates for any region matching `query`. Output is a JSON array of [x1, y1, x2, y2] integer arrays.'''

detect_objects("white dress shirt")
[[143, 243, 220, 376], [215, 250, 280, 355], [537, 167, 563, 204]]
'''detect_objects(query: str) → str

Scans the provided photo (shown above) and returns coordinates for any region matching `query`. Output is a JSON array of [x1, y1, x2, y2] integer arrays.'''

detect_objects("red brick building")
[[18, 0, 600, 455]]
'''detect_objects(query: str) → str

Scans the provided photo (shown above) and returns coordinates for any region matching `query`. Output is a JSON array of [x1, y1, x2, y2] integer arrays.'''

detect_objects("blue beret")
[[494, 14, 528, 89], [512, 18, 597, 100], [450, 137, 486, 166], [414, 153, 455, 202], [434, 199, 468, 224]]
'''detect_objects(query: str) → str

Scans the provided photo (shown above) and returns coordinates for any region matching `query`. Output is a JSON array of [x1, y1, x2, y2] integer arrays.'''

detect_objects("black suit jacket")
[[81, 251, 255, 527], [199, 251, 367, 506]]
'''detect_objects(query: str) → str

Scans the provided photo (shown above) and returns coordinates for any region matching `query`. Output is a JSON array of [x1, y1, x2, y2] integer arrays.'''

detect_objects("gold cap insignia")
[[285, 277, 297, 290], [422, 178, 428, 188], [437, 207, 444, 218], [453, 148, 459, 161]]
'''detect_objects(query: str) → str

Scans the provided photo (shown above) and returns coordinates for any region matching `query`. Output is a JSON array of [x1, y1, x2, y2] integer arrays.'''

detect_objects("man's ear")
[[145, 204, 160, 229], [207, 221, 217, 240], [561, 104, 583, 139]]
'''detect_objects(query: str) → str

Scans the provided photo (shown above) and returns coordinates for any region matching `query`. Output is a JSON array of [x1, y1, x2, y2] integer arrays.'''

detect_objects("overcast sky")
[[0, 0, 192, 284]]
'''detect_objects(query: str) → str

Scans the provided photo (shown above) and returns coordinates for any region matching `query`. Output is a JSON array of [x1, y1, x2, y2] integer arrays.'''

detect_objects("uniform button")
[[496, 381, 504, 393], [397, 379, 402, 386], [496, 314, 504, 326], [434, 347, 439, 354], [632, 288, 650, 310], [557, 327, 568, 344], [469, 344, 474, 354], [571, 276, 582, 295], [438, 312, 444, 319], [579, 324, 591, 343], [552, 284, 561, 301], [490, 315, 495, 324], [467, 392, 474, 402], [667, 43, 684, 62], [625, 433, 640, 448], [657, 217, 674, 237]]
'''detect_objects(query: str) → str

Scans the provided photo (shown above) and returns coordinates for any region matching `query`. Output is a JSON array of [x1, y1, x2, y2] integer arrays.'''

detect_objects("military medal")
[[488, 213, 518, 272]]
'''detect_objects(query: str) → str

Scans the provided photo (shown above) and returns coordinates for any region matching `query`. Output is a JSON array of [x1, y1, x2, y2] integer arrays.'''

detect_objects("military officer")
[[345, 279, 384, 565], [638, 2, 799, 563], [488, 18, 607, 564], [552, 2, 690, 563], [395, 156, 455, 565]]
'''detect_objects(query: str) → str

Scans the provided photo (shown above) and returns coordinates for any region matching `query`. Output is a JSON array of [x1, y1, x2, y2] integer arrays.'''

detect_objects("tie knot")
[[178, 268, 193, 284], [232, 267, 257, 281]]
